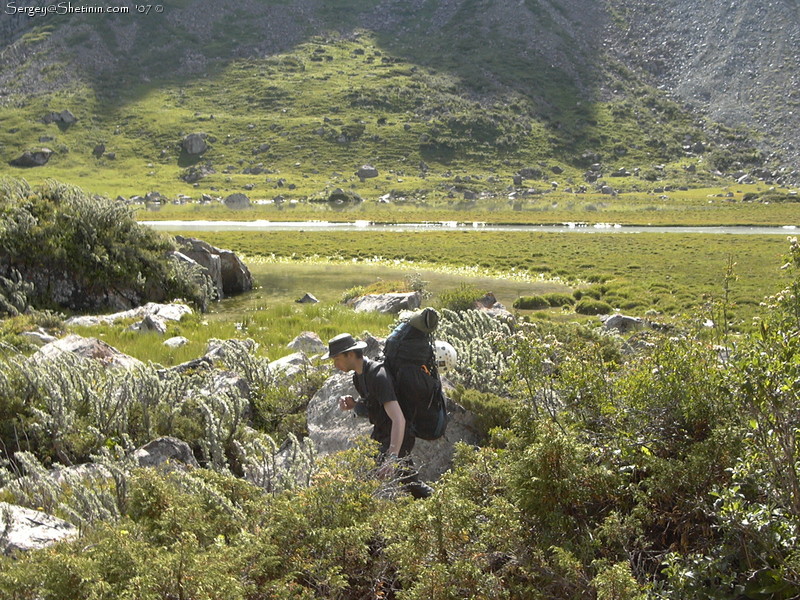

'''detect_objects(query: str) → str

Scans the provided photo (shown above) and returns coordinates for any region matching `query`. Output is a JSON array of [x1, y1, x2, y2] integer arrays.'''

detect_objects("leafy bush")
[[575, 298, 613, 315], [436, 283, 484, 312], [543, 292, 576, 307], [513, 294, 550, 310], [450, 386, 517, 440], [0, 178, 212, 311]]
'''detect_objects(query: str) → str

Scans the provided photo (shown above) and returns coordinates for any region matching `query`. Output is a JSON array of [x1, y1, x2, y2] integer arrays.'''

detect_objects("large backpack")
[[383, 307, 448, 441]]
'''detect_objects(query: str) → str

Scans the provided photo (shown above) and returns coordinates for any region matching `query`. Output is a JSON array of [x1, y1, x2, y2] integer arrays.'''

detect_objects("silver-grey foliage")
[[437, 309, 513, 394], [0, 342, 318, 527]]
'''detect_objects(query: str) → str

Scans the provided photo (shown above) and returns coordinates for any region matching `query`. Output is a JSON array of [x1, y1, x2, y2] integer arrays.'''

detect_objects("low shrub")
[[437, 283, 485, 312], [575, 298, 613, 315], [543, 292, 576, 307], [513, 295, 550, 310]]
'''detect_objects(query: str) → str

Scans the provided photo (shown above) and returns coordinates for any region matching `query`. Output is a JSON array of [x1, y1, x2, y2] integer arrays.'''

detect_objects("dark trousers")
[[377, 432, 432, 499]]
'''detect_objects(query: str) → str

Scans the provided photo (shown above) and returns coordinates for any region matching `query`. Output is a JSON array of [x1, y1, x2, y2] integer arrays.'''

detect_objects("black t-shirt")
[[353, 358, 414, 454]]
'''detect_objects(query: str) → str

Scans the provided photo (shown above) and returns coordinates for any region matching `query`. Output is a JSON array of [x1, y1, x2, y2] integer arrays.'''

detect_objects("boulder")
[[164, 336, 190, 348], [174, 237, 225, 298], [217, 249, 253, 294], [356, 164, 379, 179], [42, 110, 77, 125], [34, 334, 144, 370], [19, 329, 58, 345], [65, 302, 192, 327], [362, 333, 385, 359], [307, 373, 481, 481], [287, 331, 326, 355], [347, 292, 421, 314], [295, 292, 319, 304], [269, 352, 312, 379], [0, 503, 78, 555], [204, 338, 258, 363], [182, 133, 207, 155], [134, 437, 199, 469], [9, 148, 53, 167], [59, 109, 77, 124], [602, 313, 645, 333], [140, 314, 168, 334], [223, 193, 250, 210], [326, 188, 363, 204]]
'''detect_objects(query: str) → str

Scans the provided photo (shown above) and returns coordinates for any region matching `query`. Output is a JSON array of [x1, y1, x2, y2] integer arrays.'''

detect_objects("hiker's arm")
[[383, 400, 406, 457]]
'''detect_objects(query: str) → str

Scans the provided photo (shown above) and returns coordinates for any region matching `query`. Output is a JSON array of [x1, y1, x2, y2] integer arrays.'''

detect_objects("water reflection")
[[144, 220, 797, 235]]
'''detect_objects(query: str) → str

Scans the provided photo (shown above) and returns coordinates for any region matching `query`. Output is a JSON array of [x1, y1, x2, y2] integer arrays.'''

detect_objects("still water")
[[144, 220, 798, 235]]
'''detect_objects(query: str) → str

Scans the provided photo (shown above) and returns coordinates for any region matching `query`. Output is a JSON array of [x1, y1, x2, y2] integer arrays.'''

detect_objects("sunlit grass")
[[67, 302, 395, 366]]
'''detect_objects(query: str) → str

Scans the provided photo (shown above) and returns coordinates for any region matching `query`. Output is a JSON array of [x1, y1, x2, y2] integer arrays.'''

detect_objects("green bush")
[[0, 178, 212, 312], [543, 292, 576, 307], [575, 298, 613, 315], [437, 283, 484, 312], [450, 386, 517, 440], [513, 295, 550, 310], [574, 286, 603, 300]]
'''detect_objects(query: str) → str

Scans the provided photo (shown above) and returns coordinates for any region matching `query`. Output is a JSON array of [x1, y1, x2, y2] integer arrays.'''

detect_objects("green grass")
[[69, 302, 396, 366], [173, 229, 789, 330]]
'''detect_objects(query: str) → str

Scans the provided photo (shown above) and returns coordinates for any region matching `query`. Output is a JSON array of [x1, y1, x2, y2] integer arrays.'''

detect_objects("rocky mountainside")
[[0, 0, 797, 187], [610, 0, 800, 167]]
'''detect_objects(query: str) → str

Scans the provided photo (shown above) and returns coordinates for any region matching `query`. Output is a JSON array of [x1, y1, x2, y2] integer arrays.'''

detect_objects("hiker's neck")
[[353, 356, 365, 375]]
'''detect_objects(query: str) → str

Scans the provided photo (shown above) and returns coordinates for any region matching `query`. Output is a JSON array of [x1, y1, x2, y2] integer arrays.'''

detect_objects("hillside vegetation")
[[0, 0, 790, 213]]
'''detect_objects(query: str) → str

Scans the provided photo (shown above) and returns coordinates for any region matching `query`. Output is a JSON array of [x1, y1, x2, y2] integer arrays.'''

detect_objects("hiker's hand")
[[377, 453, 398, 479], [338, 395, 356, 411]]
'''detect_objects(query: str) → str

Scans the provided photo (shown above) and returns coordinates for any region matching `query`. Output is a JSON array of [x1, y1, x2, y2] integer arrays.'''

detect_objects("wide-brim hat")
[[322, 333, 368, 359]]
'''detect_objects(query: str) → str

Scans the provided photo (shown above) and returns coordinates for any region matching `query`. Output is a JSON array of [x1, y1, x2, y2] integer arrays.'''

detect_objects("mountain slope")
[[0, 0, 795, 202]]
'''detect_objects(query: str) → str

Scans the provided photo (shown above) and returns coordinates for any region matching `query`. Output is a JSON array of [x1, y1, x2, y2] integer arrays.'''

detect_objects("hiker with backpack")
[[324, 332, 435, 499]]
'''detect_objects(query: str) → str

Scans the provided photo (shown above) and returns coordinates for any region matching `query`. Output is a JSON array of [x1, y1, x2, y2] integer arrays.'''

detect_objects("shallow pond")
[[208, 261, 571, 316]]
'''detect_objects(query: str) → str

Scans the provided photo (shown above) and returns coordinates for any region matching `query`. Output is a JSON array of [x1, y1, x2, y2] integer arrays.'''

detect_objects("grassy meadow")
[[156, 229, 789, 338]]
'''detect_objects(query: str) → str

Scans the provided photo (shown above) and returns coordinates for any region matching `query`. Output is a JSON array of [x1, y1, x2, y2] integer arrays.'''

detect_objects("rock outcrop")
[[9, 148, 53, 167], [34, 334, 144, 370], [175, 236, 254, 298], [0, 503, 78, 555], [347, 292, 422, 314]]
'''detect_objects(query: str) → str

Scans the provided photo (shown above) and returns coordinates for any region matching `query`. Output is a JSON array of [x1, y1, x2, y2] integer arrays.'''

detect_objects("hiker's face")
[[332, 351, 355, 372]]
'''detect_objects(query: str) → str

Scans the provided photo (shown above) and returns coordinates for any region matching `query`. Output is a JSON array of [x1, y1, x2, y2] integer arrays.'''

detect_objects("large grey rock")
[[307, 373, 481, 481], [182, 133, 207, 155], [133, 437, 199, 469], [217, 249, 253, 293], [223, 193, 250, 210], [126, 313, 168, 335], [164, 336, 189, 348], [287, 331, 326, 355], [203, 338, 258, 363], [0, 503, 78, 555], [602, 314, 645, 333], [347, 292, 421, 314], [65, 302, 192, 327], [19, 329, 58, 345], [356, 164, 379, 179], [34, 334, 144, 370], [269, 352, 312, 379], [9, 148, 53, 167], [295, 292, 319, 304], [175, 236, 239, 299]]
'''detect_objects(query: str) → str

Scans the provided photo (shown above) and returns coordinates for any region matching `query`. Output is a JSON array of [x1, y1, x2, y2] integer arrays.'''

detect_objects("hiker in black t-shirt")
[[324, 333, 433, 499]]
